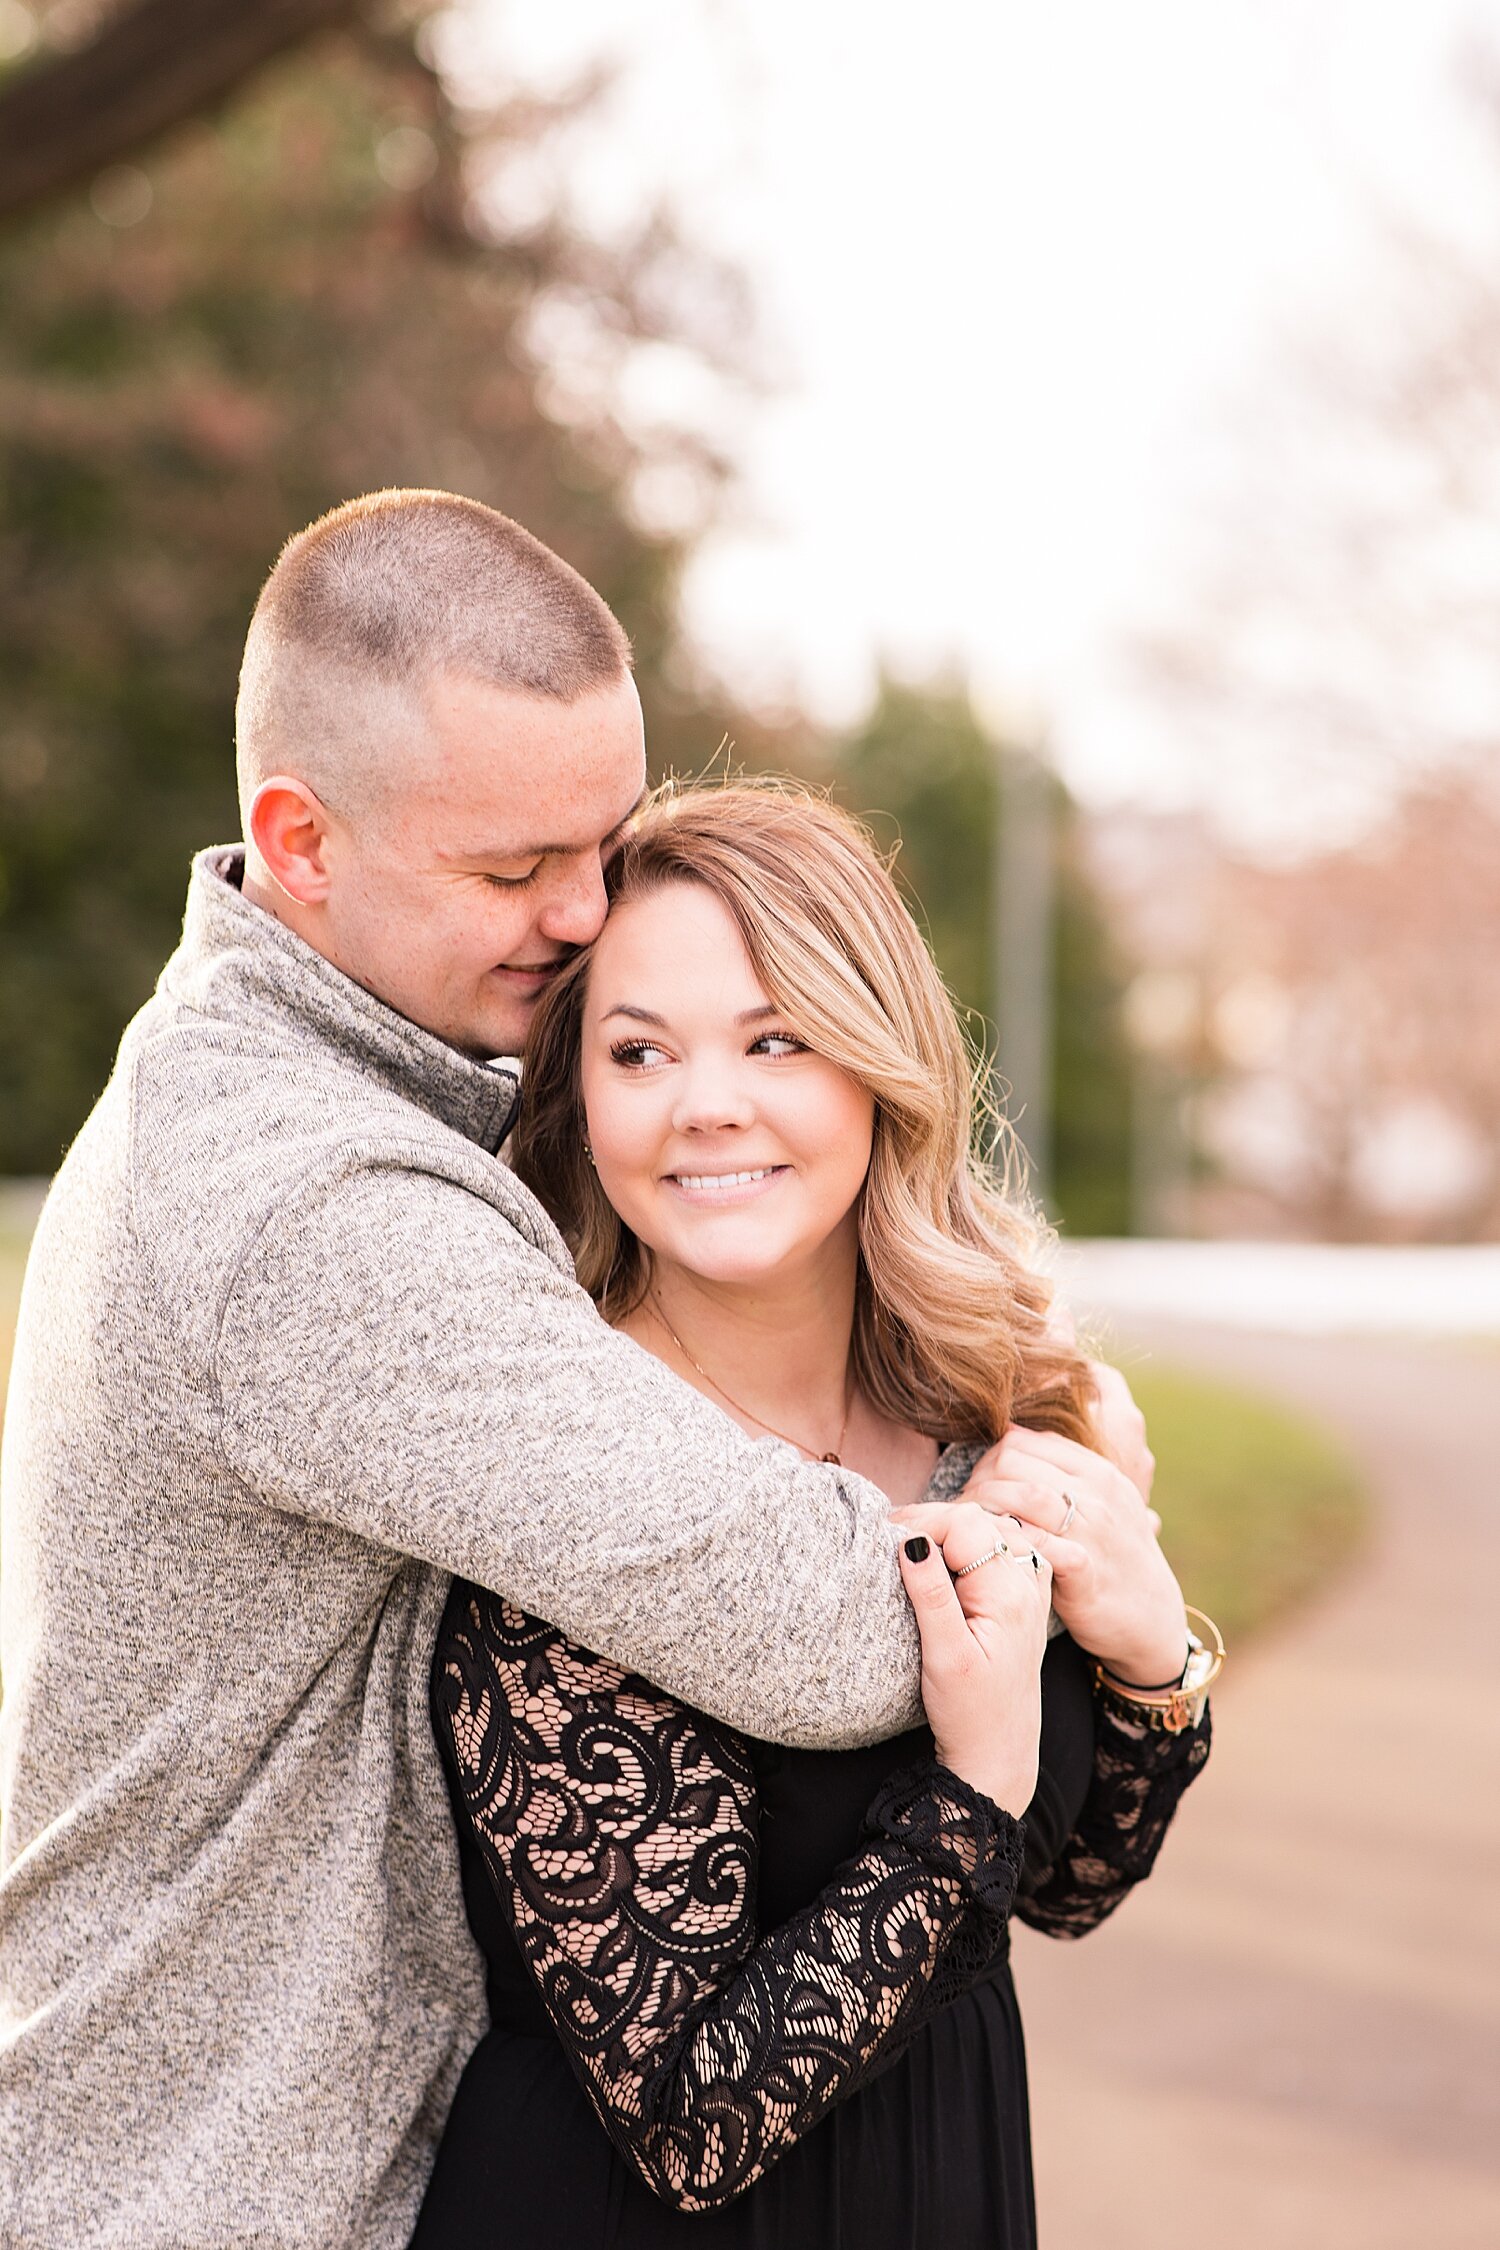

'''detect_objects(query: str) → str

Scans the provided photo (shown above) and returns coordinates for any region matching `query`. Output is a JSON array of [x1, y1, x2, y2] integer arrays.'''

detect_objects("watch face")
[[1181, 1645, 1215, 1694]]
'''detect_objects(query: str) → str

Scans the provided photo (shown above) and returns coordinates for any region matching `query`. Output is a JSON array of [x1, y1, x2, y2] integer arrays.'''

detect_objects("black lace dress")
[[415, 1474, 1210, 2250]]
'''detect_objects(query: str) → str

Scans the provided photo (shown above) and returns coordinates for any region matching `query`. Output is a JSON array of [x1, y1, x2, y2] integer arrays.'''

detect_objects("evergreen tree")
[[828, 678, 1133, 1234], [0, 24, 744, 1169]]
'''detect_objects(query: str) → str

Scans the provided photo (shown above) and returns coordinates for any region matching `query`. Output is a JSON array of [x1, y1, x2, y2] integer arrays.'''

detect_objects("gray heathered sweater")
[[0, 849, 924, 2249]]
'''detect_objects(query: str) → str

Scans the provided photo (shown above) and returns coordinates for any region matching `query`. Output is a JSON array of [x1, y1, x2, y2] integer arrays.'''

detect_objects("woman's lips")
[[661, 1165, 789, 1206]]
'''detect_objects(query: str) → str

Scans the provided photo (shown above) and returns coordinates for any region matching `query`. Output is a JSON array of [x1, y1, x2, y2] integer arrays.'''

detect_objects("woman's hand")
[[1085, 1356, 1157, 1508], [1041, 1298, 1156, 1508], [894, 1499, 1052, 1816], [956, 1427, 1188, 1688]]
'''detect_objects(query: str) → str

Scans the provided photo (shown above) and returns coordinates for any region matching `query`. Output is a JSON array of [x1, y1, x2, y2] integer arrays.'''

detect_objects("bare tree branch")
[[0, 0, 364, 225]]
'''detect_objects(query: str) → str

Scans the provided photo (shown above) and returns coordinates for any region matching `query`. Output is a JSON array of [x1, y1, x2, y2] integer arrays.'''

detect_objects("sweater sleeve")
[[212, 1160, 923, 1749], [434, 1587, 1024, 2212]]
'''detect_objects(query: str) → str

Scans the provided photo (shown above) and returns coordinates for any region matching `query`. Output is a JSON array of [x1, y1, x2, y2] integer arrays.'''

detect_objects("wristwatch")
[[1093, 1609, 1223, 1734]]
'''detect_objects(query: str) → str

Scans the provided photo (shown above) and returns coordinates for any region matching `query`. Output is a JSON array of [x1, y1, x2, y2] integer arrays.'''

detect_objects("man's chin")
[[470, 1000, 540, 1061], [461, 1020, 532, 1062]]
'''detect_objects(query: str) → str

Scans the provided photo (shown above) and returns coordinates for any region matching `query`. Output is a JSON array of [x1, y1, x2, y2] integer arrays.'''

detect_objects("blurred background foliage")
[[830, 681, 1131, 1235], [0, 0, 1132, 1232], [5, 4, 1500, 1247]]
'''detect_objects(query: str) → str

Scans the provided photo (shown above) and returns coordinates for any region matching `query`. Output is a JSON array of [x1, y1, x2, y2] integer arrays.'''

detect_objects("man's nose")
[[537, 852, 610, 947]]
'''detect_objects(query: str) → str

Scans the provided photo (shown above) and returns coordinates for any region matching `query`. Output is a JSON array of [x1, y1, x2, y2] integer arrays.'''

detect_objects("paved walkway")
[[1017, 1323, 1500, 2250]]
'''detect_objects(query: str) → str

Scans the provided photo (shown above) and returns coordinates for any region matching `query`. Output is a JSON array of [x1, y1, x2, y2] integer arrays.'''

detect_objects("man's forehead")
[[435, 785, 645, 866], [425, 666, 641, 748], [414, 671, 644, 854]]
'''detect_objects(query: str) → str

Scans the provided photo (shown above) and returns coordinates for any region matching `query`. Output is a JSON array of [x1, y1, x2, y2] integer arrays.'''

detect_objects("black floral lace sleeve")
[[1015, 1693, 1212, 1939], [434, 1587, 1026, 2214]]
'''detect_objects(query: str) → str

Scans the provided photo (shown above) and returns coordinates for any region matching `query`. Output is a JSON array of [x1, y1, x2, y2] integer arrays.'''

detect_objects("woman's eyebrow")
[[598, 1004, 779, 1028]]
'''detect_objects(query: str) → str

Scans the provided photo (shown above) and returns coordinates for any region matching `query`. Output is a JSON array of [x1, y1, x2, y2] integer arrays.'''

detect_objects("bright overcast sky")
[[450, 0, 1495, 838]]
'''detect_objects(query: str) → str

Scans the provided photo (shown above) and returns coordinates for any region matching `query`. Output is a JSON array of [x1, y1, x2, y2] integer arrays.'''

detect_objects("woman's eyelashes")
[[608, 1037, 674, 1069], [606, 1029, 809, 1070]]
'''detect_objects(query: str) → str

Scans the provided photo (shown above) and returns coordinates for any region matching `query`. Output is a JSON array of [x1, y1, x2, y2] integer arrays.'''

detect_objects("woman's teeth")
[[673, 1168, 776, 1192]]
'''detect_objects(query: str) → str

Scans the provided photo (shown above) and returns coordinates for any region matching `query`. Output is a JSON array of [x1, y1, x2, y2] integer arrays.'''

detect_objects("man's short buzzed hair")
[[235, 489, 633, 824]]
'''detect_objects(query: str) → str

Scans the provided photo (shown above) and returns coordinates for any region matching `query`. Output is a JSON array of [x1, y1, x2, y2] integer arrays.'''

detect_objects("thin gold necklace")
[[647, 1295, 854, 1464]]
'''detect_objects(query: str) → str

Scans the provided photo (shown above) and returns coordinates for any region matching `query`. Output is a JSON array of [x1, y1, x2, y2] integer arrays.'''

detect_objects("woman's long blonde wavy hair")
[[512, 779, 1100, 1449]]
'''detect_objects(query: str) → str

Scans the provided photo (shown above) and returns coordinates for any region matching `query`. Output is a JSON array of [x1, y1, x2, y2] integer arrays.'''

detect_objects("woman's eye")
[[752, 1031, 808, 1058], [609, 1039, 673, 1069]]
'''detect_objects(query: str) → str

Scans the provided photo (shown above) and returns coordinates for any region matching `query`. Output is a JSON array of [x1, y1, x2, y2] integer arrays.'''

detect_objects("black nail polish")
[[904, 1536, 930, 1563]]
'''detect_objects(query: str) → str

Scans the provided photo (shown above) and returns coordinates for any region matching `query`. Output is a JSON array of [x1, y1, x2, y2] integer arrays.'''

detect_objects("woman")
[[415, 783, 1216, 2250]]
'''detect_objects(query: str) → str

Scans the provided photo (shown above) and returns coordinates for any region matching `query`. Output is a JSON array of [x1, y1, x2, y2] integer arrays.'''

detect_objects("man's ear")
[[248, 776, 338, 906]]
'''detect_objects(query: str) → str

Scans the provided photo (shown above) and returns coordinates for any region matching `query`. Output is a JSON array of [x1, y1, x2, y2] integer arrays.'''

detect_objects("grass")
[[0, 1214, 1368, 1650], [1130, 1363, 1369, 1647]]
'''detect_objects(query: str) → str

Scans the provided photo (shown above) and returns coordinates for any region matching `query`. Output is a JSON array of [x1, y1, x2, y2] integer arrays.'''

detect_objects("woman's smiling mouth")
[[664, 1165, 789, 1199]]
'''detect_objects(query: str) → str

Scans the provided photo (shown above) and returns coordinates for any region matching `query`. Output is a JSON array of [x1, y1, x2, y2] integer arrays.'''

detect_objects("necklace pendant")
[[820, 1451, 842, 1465]]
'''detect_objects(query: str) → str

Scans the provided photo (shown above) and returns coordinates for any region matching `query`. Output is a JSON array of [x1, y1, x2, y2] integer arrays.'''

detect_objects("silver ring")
[[953, 1543, 1006, 1579], [1059, 1493, 1080, 1536]]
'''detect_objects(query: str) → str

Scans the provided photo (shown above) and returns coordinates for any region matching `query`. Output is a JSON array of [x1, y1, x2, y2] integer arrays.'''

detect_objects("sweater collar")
[[169, 847, 521, 1154]]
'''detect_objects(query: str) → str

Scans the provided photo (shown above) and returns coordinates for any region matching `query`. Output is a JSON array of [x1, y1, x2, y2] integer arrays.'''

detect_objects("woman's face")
[[579, 880, 876, 1294]]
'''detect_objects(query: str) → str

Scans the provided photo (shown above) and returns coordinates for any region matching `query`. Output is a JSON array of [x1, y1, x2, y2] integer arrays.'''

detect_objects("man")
[[0, 491, 938, 2247]]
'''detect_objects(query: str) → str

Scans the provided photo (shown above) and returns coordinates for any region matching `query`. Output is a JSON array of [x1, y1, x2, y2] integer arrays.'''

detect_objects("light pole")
[[1122, 968, 1200, 1237]]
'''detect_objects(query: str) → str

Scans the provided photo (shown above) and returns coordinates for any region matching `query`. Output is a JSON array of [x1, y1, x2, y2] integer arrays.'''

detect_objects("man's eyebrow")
[[437, 841, 550, 865], [439, 802, 645, 866]]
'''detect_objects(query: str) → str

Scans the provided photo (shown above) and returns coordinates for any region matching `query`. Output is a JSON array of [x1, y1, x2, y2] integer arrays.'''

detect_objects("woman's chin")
[[654, 1249, 793, 1291]]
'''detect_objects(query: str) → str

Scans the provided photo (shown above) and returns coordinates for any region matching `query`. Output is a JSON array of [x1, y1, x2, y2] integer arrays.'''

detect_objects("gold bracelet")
[[1093, 1607, 1225, 1734]]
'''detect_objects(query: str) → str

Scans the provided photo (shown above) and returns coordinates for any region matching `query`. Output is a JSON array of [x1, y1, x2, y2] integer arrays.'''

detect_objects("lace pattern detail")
[[434, 1589, 1025, 2213], [1016, 1695, 1213, 1939]]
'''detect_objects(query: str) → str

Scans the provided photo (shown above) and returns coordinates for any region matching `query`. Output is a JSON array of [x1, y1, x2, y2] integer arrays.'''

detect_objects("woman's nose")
[[671, 1057, 755, 1134]]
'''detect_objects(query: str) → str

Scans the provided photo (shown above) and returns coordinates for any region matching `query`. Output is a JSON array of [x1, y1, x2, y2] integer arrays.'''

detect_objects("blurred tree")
[[0, 0, 361, 221], [825, 678, 1134, 1235], [0, 2, 1136, 1239], [1138, 38, 1500, 838], [0, 11, 753, 1170], [1205, 780, 1500, 1240]]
